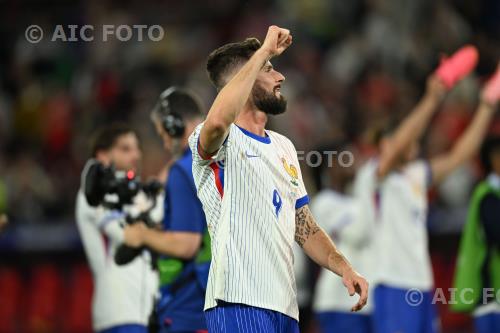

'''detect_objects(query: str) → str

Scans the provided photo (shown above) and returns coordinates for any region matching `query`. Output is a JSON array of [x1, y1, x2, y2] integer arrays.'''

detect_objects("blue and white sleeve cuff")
[[295, 195, 310, 209]]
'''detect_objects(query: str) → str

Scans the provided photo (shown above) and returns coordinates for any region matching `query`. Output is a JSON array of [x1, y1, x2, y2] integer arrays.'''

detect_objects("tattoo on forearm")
[[295, 205, 320, 247]]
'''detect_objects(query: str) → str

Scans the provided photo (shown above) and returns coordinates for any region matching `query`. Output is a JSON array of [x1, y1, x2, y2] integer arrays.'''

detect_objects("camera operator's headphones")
[[154, 87, 186, 138]]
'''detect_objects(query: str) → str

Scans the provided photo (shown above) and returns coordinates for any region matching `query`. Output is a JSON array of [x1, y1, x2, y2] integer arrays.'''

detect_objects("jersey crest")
[[281, 157, 299, 186]]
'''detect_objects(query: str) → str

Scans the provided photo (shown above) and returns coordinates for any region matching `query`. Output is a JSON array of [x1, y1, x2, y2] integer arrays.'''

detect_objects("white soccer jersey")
[[311, 190, 373, 313], [189, 123, 309, 321], [76, 190, 161, 331], [355, 159, 433, 290]]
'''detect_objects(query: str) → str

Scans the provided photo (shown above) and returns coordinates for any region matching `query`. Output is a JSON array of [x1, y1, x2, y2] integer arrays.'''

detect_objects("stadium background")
[[0, 0, 499, 332]]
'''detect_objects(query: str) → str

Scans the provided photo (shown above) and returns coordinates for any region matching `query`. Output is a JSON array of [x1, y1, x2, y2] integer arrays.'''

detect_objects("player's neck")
[[235, 107, 268, 137]]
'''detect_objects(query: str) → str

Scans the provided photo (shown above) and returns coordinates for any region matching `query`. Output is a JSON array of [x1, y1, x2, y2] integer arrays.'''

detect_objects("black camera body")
[[82, 159, 162, 265], [83, 159, 161, 211]]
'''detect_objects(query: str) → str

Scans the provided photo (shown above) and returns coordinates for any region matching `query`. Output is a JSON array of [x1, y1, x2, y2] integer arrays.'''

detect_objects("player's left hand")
[[342, 268, 369, 312], [124, 222, 147, 247]]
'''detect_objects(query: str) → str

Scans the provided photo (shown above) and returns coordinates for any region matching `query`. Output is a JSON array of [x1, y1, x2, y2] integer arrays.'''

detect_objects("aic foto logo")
[[26, 25, 165, 43]]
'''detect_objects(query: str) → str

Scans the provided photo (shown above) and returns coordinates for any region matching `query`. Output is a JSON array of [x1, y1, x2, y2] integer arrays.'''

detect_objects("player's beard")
[[252, 84, 287, 115]]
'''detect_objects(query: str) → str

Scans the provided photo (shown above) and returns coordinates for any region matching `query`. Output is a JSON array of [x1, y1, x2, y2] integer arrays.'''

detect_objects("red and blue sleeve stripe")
[[209, 162, 224, 198]]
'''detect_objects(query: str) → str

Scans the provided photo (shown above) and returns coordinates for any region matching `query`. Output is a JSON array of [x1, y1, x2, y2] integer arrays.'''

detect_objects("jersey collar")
[[236, 125, 271, 144]]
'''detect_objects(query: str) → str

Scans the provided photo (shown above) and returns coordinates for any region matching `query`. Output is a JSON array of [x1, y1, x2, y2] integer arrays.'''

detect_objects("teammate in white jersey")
[[76, 125, 160, 333], [310, 142, 373, 333], [356, 51, 500, 333], [188, 25, 369, 332]]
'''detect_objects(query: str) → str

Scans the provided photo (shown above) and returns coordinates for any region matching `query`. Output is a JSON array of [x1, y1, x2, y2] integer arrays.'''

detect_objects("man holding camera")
[[76, 124, 161, 333], [123, 87, 209, 333]]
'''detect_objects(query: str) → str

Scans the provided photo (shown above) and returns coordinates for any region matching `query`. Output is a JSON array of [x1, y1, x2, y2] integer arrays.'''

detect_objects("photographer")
[[76, 124, 161, 333], [123, 88, 209, 333]]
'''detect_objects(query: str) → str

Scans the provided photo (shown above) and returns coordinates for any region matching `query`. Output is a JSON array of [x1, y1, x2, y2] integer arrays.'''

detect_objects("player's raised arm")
[[295, 204, 369, 312], [199, 25, 292, 157], [377, 75, 446, 178], [377, 46, 478, 179], [430, 65, 500, 184]]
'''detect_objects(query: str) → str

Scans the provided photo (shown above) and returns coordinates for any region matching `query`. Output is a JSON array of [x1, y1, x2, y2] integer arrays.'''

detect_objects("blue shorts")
[[373, 285, 439, 333], [99, 324, 147, 333], [205, 301, 299, 333], [316, 311, 373, 333], [475, 311, 500, 333]]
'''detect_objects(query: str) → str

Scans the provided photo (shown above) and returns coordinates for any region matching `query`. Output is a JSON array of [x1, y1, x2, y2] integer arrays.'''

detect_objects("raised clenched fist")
[[261, 25, 292, 58]]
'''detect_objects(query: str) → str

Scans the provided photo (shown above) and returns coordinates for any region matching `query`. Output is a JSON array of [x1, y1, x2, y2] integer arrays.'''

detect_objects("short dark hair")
[[480, 136, 500, 173], [162, 87, 204, 120], [90, 123, 136, 157], [169, 89, 203, 120], [206, 37, 262, 90]]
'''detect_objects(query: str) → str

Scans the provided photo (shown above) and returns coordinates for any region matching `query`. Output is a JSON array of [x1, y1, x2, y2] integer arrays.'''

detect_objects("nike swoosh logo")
[[245, 151, 260, 158]]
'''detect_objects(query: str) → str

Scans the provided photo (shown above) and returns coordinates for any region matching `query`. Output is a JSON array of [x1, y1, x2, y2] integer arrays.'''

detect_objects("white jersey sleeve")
[[189, 122, 228, 166], [76, 191, 110, 274]]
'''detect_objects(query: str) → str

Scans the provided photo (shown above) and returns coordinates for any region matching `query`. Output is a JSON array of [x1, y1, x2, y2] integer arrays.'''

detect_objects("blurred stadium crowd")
[[0, 0, 499, 332]]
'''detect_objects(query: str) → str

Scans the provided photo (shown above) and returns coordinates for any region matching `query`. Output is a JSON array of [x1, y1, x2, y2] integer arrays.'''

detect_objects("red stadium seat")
[[0, 267, 23, 333], [24, 264, 63, 333], [61, 263, 93, 333]]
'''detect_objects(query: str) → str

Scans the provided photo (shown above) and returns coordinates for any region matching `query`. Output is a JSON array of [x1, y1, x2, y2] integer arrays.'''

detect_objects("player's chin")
[[266, 106, 287, 116]]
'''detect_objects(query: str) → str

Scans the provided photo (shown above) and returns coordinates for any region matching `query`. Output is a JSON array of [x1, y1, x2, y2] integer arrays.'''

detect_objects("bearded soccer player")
[[188, 26, 368, 332]]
